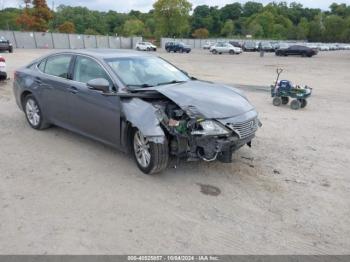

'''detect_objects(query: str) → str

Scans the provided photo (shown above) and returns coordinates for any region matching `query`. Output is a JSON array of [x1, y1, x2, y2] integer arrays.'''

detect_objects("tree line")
[[0, 0, 350, 42]]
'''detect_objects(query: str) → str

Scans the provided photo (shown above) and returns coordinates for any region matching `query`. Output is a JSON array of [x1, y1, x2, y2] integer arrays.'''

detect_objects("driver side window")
[[73, 56, 112, 86]]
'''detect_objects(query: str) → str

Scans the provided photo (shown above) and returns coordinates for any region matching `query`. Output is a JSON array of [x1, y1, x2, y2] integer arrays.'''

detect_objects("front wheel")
[[212, 49, 218, 55], [132, 129, 169, 174], [229, 50, 234, 55]]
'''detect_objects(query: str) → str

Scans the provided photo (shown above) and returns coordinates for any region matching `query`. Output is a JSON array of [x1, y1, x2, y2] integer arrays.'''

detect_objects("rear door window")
[[44, 55, 72, 79]]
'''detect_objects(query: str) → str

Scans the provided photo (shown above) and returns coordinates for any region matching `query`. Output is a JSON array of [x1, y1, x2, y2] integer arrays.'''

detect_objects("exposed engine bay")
[[123, 91, 260, 163]]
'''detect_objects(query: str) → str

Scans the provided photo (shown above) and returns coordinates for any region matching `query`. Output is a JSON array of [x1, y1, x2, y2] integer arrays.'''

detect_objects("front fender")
[[121, 98, 166, 143]]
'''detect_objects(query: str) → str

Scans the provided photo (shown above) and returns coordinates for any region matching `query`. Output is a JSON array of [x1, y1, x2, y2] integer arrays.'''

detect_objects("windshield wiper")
[[156, 80, 187, 86], [126, 84, 154, 88]]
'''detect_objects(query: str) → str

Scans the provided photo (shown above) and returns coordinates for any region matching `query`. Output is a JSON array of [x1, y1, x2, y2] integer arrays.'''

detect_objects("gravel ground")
[[0, 49, 349, 254]]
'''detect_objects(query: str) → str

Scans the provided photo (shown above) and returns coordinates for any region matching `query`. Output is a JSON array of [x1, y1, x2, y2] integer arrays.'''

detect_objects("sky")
[[1, 0, 350, 12]]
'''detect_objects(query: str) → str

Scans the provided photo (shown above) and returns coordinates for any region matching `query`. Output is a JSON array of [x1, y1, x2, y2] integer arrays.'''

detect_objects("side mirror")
[[87, 78, 110, 93]]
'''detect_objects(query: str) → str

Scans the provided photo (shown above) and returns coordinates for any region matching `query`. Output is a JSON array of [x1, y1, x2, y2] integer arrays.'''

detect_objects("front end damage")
[[153, 100, 260, 163], [121, 91, 261, 164]]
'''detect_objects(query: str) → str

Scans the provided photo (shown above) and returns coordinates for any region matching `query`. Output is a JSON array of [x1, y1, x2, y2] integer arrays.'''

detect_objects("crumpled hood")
[[153, 80, 255, 119]]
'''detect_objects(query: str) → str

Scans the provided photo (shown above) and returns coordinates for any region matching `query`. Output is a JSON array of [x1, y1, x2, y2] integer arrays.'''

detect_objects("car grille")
[[227, 118, 259, 139]]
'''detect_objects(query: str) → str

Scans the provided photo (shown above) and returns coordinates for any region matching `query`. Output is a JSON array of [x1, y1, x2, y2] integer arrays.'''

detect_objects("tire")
[[300, 99, 307, 108], [229, 50, 234, 55], [273, 97, 282, 106], [9, 47, 13, 53], [186, 50, 190, 53], [132, 129, 169, 174], [212, 49, 218, 55], [282, 97, 289, 105], [166, 48, 170, 53], [23, 94, 50, 130], [291, 99, 301, 110]]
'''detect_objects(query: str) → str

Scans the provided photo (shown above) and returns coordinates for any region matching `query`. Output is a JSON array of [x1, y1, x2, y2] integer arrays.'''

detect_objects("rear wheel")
[[132, 129, 169, 174], [24, 95, 50, 130], [273, 97, 282, 106], [9, 47, 13, 53], [291, 99, 301, 110], [212, 49, 218, 54], [229, 50, 234, 55]]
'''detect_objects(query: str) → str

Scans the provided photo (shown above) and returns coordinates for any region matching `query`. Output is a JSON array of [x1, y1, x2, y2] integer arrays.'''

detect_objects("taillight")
[[0, 56, 5, 62]]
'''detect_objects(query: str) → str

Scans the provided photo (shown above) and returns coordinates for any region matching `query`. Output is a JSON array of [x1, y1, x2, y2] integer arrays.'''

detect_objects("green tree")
[[221, 19, 234, 37], [84, 28, 100, 35], [243, 1, 263, 17], [123, 19, 144, 36], [153, 0, 192, 37], [324, 15, 346, 42], [296, 18, 309, 40], [220, 3, 242, 21], [0, 8, 22, 30], [192, 5, 212, 30], [308, 15, 324, 42]]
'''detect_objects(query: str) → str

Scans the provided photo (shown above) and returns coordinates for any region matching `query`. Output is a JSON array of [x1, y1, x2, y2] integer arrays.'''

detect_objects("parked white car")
[[203, 41, 215, 49], [210, 42, 242, 55], [136, 42, 157, 51], [0, 55, 7, 81]]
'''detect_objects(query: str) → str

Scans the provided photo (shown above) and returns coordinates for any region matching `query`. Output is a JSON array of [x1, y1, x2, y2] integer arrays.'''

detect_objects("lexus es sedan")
[[14, 49, 260, 174]]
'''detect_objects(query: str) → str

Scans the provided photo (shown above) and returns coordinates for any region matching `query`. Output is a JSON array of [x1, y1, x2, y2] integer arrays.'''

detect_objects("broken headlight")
[[191, 120, 230, 136]]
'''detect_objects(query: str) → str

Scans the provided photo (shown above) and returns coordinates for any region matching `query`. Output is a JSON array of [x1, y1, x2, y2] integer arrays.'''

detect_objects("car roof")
[[47, 49, 155, 59]]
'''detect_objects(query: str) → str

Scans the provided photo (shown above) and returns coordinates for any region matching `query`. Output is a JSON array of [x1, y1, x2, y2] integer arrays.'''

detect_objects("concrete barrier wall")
[[0, 30, 141, 50]]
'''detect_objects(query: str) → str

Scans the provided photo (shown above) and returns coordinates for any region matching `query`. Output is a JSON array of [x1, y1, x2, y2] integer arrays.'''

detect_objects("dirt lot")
[[0, 49, 349, 254]]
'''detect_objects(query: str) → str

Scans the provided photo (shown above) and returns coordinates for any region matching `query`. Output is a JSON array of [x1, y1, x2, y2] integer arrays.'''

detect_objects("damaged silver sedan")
[[13, 50, 261, 174]]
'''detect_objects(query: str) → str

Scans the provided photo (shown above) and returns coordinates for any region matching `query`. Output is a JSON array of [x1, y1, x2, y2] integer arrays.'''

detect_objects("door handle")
[[68, 86, 78, 94]]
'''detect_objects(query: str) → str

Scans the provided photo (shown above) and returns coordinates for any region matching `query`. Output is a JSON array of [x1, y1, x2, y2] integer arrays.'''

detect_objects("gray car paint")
[[14, 49, 258, 151], [121, 98, 165, 143], [152, 81, 255, 119]]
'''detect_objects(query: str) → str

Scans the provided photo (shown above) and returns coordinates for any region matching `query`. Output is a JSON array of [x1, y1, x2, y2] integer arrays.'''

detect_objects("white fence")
[[0, 30, 142, 50]]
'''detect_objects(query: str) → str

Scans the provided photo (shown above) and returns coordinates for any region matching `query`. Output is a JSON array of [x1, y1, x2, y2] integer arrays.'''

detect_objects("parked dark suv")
[[0, 36, 13, 53], [165, 42, 191, 53], [275, 45, 317, 57]]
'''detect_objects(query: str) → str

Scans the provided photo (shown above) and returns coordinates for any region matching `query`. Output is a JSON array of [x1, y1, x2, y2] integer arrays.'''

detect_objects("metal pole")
[[51, 32, 55, 49], [33, 32, 38, 48], [12, 31, 18, 48]]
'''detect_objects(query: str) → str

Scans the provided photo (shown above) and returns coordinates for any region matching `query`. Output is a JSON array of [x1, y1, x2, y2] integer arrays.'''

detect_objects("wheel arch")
[[20, 90, 33, 109]]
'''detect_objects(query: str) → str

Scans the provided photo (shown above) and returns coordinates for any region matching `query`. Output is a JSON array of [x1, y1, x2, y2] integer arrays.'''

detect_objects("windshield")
[[0, 36, 7, 42], [106, 56, 190, 87]]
